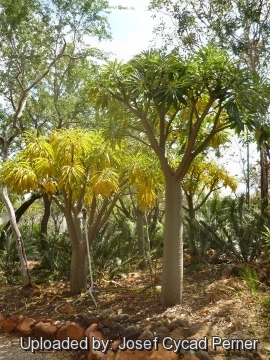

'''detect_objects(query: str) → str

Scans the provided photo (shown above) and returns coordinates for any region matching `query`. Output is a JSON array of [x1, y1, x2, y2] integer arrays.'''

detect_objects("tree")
[[0, 0, 111, 287], [1, 129, 158, 293], [89, 46, 269, 306], [182, 155, 237, 255], [182, 155, 237, 220], [149, 0, 270, 217]]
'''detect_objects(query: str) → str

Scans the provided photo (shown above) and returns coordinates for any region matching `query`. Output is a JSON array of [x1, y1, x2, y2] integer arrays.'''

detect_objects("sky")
[[95, 0, 156, 61], [95, 0, 259, 194]]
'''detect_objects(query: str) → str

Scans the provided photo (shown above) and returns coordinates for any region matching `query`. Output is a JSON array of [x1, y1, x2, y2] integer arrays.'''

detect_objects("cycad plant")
[[185, 195, 264, 262]]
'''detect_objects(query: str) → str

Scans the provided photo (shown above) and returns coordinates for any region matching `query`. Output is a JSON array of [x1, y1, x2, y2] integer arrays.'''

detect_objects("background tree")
[[149, 0, 270, 218], [1, 129, 159, 293], [182, 155, 238, 220], [0, 0, 111, 287], [89, 46, 268, 306]]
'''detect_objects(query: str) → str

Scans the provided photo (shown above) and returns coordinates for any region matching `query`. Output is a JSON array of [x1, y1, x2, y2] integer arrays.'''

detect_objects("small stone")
[[101, 326, 111, 337], [188, 323, 211, 339], [100, 309, 115, 319], [110, 314, 129, 323], [111, 324, 124, 340], [152, 326, 170, 334], [0, 313, 5, 327], [65, 322, 85, 341], [138, 330, 154, 341], [170, 326, 189, 340], [78, 314, 100, 328], [34, 322, 57, 340], [122, 325, 142, 340], [2, 316, 19, 333], [15, 317, 36, 336], [58, 304, 75, 314]]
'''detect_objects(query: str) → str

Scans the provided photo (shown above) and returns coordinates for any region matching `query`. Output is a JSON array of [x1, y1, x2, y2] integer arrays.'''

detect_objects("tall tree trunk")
[[260, 145, 268, 219], [161, 177, 183, 306], [70, 241, 87, 294], [40, 194, 52, 254], [40, 194, 51, 236], [136, 208, 146, 269], [64, 212, 87, 294], [1, 186, 32, 288]]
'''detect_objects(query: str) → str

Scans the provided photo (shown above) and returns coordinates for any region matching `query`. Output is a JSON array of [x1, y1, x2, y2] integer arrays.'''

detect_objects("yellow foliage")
[[91, 168, 119, 197], [2, 129, 162, 212]]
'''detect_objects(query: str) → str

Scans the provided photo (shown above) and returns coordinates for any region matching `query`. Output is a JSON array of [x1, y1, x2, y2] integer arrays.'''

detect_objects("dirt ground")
[[0, 260, 270, 358]]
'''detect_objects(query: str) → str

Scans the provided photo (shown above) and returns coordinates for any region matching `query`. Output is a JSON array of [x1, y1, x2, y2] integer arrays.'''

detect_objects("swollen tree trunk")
[[64, 212, 87, 294], [161, 177, 183, 306], [1, 185, 32, 288], [70, 240, 87, 294]]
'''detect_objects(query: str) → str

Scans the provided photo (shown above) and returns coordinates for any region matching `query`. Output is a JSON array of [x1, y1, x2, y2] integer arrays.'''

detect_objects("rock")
[[87, 323, 100, 333], [75, 314, 100, 328], [152, 326, 170, 335], [56, 325, 68, 341], [100, 309, 115, 319], [65, 322, 85, 341], [195, 350, 212, 360], [110, 314, 129, 323], [141, 320, 156, 331], [173, 317, 190, 328], [15, 317, 36, 336], [111, 339, 121, 352], [111, 324, 124, 340], [170, 326, 189, 340], [34, 321, 57, 340], [101, 327, 111, 337], [58, 304, 75, 314], [167, 320, 183, 332], [122, 325, 142, 341], [180, 357, 200, 360], [86, 323, 106, 360], [0, 313, 6, 327], [2, 316, 20, 333], [138, 330, 154, 341], [188, 323, 211, 340]]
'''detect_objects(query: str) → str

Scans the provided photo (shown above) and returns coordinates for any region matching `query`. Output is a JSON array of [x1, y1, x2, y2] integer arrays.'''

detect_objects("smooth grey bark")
[[161, 177, 183, 306]]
